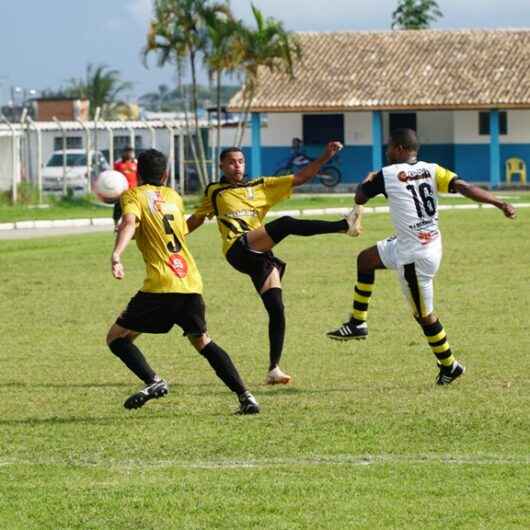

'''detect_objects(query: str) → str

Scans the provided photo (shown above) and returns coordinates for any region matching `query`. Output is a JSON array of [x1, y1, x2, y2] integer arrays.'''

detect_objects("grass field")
[[1, 190, 529, 222], [1, 207, 529, 529]]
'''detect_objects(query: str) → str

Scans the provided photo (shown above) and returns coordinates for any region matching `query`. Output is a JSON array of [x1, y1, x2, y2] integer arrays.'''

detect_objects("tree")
[[233, 4, 301, 146], [391, 0, 443, 30], [145, 0, 232, 188], [67, 64, 133, 119], [202, 11, 241, 179]]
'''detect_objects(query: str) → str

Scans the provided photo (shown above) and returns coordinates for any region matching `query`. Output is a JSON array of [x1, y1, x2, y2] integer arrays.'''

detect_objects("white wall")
[[454, 109, 530, 144], [345, 112, 372, 145]]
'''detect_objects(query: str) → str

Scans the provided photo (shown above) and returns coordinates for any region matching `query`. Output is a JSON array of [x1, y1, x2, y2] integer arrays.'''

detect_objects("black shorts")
[[225, 234, 286, 292], [116, 292, 207, 336]]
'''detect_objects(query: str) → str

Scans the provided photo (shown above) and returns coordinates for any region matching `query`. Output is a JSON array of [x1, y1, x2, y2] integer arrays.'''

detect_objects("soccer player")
[[186, 142, 360, 385], [327, 128, 516, 385], [112, 147, 138, 228], [106, 149, 260, 414]]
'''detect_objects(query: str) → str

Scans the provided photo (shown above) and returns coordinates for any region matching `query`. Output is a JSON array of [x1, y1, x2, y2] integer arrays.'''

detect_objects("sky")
[[1, 0, 530, 106]]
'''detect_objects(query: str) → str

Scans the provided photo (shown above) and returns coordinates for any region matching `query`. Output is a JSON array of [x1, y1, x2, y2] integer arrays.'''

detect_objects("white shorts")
[[377, 236, 442, 317]]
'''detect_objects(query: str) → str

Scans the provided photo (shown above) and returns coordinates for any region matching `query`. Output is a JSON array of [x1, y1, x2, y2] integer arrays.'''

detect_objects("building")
[[227, 29, 530, 186]]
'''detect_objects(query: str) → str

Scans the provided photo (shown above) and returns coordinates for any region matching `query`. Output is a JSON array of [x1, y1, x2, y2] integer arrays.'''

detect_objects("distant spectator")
[[113, 147, 137, 227]]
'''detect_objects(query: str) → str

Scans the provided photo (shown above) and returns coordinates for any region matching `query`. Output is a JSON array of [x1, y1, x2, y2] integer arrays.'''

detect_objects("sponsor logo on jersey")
[[398, 169, 431, 183], [167, 253, 188, 278]]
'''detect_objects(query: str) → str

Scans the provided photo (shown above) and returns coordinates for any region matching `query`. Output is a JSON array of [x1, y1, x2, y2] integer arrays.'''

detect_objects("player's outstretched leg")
[[264, 216, 350, 244], [327, 247, 383, 340], [107, 332, 169, 409], [419, 316, 465, 385], [196, 339, 260, 414]]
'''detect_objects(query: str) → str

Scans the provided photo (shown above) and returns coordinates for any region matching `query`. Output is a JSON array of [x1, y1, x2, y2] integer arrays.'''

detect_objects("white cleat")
[[266, 366, 292, 385], [345, 205, 364, 237]]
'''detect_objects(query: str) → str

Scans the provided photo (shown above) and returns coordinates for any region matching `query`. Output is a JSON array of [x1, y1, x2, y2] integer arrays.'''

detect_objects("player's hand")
[[324, 141, 343, 160], [111, 257, 125, 279], [500, 202, 516, 219]]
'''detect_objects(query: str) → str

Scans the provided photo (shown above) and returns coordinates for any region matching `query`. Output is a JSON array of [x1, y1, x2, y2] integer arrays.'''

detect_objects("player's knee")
[[261, 287, 284, 315], [419, 313, 437, 326], [189, 333, 211, 353], [357, 249, 371, 271]]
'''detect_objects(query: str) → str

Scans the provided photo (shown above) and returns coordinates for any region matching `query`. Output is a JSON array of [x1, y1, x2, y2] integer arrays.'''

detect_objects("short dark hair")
[[122, 146, 134, 153], [389, 128, 419, 151], [137, 149, 167, 185], [220, 147, 243, 162]]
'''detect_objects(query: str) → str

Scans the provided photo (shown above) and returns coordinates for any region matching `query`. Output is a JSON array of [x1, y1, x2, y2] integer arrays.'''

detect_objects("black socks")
[[108, 337, 157, 384], [264, 216, 348, 244], [261, 288, 285, 370], [200, 341, 247, 396]]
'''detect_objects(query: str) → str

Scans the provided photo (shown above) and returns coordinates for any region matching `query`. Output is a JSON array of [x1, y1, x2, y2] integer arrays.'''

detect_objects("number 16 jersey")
[[361, 161, 457, 264], [121, 184, 203, 294]]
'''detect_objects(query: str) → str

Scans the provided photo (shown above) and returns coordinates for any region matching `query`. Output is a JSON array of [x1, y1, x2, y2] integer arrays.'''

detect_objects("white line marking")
[[0, 454, 528, 469]]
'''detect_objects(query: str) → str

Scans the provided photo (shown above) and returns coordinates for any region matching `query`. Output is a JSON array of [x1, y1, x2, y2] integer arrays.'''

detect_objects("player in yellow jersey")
[[186, 142, 361, 384], [106, 149, 260, 414], [327, 129, 516, 385]]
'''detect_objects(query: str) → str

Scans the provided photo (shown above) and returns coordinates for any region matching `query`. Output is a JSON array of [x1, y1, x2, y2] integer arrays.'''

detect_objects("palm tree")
[[233, 4, 301, 146], [144, 0, 232, 188], [67, 64, 133, 119], [202, 11, 241, 179], [391, 0, 443, 30]]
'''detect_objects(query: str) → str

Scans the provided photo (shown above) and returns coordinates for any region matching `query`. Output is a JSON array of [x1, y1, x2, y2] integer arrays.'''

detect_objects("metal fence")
[[0, 115, 221, 203]]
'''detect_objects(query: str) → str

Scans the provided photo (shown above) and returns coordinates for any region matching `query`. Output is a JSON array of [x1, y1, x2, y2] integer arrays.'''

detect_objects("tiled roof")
[[228, 29, 530, 111]]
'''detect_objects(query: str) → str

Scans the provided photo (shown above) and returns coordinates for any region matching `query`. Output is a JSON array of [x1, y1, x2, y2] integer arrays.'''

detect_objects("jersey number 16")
[[406, 183, 436, 218]]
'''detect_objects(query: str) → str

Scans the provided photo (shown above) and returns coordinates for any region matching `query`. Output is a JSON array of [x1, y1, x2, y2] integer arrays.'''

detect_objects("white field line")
[[1, 203, 528, 232], [0, 454, 528, 470]]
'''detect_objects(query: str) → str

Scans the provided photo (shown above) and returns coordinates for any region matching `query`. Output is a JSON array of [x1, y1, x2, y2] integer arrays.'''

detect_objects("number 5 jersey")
[[120, 185, 203, 294]]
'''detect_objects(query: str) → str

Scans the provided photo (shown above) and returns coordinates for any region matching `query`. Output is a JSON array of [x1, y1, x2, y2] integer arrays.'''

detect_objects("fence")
[[0, 116, 223, 203]]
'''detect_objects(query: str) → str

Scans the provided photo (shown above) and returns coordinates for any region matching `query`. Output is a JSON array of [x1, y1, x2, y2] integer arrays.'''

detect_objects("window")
[[303, 114, 344, 145], [389, 113, 417, 133], [114, 135, 143, 150], [53, 136, 82, 150], [479, 112, 507, 135]]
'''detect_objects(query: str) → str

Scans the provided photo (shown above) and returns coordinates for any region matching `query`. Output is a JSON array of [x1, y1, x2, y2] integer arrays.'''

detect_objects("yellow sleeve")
[[121, 189, 141, 219], [193, 191, 215, 219], [263, 175, 295, 206], [435, 165, 458, 193]]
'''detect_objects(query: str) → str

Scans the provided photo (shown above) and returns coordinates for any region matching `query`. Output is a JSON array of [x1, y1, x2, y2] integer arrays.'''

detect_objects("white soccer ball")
[[95, 170, 129, 203]]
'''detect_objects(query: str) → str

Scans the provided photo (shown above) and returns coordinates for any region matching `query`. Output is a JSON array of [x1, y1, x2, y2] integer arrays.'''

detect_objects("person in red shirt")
[[113, 147, 138, 227]]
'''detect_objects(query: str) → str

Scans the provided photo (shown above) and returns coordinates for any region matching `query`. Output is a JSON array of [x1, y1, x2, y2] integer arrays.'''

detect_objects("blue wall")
[[231, 143, 530, 184]]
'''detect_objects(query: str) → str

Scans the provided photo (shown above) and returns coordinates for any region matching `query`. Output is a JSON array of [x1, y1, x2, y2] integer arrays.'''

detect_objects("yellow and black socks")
[[421, 319, 455, 367], [351, 272, 375, 324]]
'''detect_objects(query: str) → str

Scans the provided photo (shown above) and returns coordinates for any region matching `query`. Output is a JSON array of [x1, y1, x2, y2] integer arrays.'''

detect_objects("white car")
[[42, 150, 109, 192]]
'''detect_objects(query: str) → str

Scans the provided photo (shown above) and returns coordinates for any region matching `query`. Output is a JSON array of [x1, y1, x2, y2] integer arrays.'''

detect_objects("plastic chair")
[[505, 158, 527, 184]]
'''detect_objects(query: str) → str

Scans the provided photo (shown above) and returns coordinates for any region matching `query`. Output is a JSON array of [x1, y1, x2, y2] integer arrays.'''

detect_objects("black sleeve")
[[359, 170, 386, 198]]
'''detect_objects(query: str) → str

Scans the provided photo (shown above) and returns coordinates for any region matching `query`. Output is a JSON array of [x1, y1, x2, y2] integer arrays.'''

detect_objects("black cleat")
[[326, 321, 368, 341], [236, 391, 260, 415], [436, 361, 465, 386], [123, 379, 169, 409]]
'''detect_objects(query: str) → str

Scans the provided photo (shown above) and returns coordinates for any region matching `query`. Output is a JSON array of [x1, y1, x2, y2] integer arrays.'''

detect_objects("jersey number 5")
[[406, 183, 436, 218], [162, 214, 182, 253]]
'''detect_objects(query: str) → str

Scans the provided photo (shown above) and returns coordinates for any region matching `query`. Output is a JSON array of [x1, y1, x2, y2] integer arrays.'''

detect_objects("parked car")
[[42, 150, 109, 192]]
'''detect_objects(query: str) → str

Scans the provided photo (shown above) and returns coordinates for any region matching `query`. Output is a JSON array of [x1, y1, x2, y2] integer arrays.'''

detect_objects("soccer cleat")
[[436, 361, 465, 386], [326, 320, 368, 341], [236, 391, 260, 415], [265, 366, 292, 385], [123, 379, 169, 409], [344, 205, 364, 237]]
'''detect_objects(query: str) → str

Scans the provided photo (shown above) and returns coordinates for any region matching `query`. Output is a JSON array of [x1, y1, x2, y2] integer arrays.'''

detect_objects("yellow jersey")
[[120, 184, 203, 294], [194, 175, 295, 254]]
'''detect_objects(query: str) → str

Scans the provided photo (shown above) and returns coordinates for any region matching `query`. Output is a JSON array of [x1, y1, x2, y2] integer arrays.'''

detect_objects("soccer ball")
[[95, 170, 129, 203]]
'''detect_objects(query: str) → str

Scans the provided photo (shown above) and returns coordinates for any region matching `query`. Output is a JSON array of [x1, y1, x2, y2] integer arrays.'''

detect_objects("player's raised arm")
[[111, 213, 137, 279], [292, 141, 343, 186], [454, 179, 516, 219]]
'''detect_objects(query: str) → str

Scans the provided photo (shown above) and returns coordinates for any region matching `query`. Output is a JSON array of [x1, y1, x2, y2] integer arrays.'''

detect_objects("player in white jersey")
[[327, 129, 516, 385]]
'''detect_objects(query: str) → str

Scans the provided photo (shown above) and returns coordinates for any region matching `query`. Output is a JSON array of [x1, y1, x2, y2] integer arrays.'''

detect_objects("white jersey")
[[362, 161, 458, 264]]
